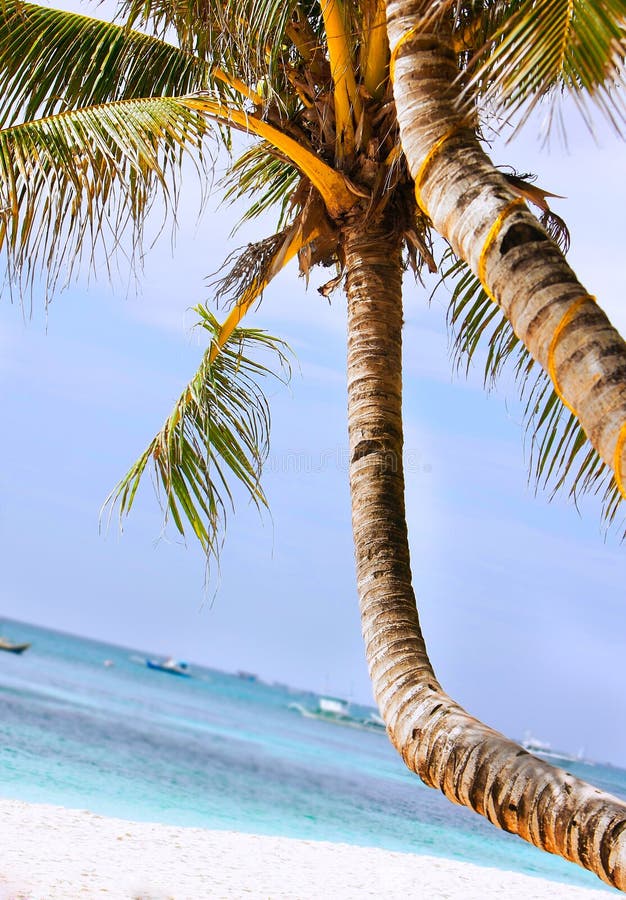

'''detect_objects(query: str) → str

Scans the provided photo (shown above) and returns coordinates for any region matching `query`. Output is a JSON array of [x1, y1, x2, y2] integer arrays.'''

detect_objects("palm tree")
[[1, 0, 626, 888]]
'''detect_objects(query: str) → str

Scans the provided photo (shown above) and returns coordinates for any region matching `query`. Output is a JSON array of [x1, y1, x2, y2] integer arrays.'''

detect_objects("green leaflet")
[[0, 96, 209, 295], [439, 250, 624, 536], [457, 0, 626, 133], [121, 0, 298, 87], [0, 1, 218, 125], [105, 308, 291, 562], [223, 143, 300, 231]]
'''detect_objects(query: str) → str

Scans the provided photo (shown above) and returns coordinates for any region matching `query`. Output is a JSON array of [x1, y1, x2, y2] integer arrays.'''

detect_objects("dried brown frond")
[[504, 171, 571, 253], [211, 231, 287, 310]]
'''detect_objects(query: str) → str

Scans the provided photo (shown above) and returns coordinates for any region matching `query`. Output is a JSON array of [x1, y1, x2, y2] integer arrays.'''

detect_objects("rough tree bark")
[[343, 216, 626, 890]]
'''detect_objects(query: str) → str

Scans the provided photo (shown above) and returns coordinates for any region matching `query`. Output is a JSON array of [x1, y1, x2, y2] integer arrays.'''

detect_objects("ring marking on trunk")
[[410, 122, 470, 214], [477, 197, 526, 301], [614, 424, 626, 499], [546, 295, 596, 416], [388, 24, 421, 83]]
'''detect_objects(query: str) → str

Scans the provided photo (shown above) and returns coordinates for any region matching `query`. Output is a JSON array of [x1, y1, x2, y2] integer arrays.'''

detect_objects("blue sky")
[[0, 26, 625, 766]]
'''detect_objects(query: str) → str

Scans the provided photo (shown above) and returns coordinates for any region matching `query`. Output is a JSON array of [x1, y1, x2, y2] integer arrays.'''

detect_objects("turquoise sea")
[[0, 618, 623, 894]]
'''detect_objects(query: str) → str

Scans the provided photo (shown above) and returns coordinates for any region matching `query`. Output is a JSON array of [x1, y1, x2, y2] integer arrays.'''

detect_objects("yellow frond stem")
[[180, 96, 357, 218], [320, 0, 362, 160], [212, 68, 264, 105], [209, 223, 322, 364], [362, 0, 389, 101]]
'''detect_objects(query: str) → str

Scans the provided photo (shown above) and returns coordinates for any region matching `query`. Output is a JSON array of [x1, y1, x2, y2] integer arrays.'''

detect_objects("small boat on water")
[[145, 657, 191, 677], [289, 696, 386, 733], [521, 731, 584, 764], [522, 732, 552, 754], [0, 637, 31, 654], [362, 711, 386, 731]]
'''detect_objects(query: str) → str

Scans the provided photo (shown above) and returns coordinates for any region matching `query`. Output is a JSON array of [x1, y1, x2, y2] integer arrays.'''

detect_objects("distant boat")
[[318, 696, 350, 717], [521, 732, 584, 763], [145, 657, 191, 677], [236, 670, 258, 683], [362, 711, 386, 730], [522, 732, 552, 754], [0, 637, 31, 654], [289, 696, 386, 733]]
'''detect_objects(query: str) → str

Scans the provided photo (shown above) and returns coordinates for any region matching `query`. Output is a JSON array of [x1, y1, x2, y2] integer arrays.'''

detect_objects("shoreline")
[[0, 797, 614, 899]]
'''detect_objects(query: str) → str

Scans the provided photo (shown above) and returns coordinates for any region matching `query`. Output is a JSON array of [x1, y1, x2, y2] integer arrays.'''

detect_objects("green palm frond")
[[223, 142, 299, 230], [211, 0, 306, 95], [0, 96, 208, 295], [460, 0, 626, 132], [439, 251, 624, 534], [0, 1, 218, 127], [443, 252, 522, 384], [105, 307, 291, 559], [521, 371, 617, 514], [121, 0, 298, 88], [121, 0, 220, 60]]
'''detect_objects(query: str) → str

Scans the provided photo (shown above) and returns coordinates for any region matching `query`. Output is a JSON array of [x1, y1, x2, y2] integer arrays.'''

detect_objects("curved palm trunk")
[[343, 219, 626, 890], [385, 0, 626, 492]]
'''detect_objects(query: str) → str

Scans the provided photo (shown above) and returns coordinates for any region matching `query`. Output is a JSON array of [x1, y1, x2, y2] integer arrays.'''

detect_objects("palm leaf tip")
[[104, 308, 291, 559], [459, 0, 626, 134]]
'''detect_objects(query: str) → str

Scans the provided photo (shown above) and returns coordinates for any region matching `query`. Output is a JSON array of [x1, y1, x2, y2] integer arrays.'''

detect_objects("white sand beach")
[[0, 797, 614, 899]]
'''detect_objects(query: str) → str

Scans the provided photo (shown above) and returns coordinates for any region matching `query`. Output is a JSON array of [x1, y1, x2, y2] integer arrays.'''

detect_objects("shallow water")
[[0, 618, 622, 892]]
